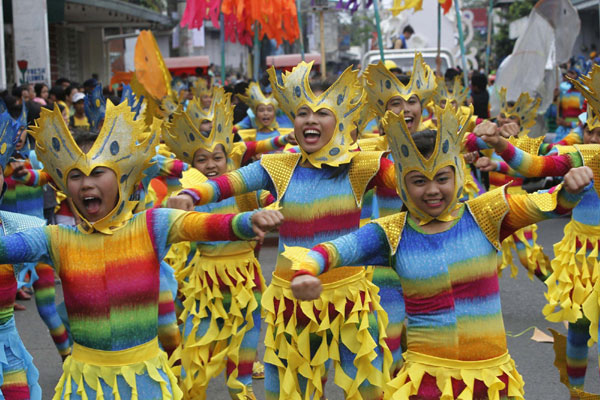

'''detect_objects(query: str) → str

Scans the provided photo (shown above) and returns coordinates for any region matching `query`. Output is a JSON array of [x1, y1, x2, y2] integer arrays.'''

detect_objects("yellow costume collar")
[[383, 104, 472, 225], [267, 61, 364, 168], [498, 87, 540, 136], [568, 64, 600, 130], [29, 101, 160, 234], [163, 87, 234, 164], [237, 82, 280, 131], [364, 53, 437, 119]]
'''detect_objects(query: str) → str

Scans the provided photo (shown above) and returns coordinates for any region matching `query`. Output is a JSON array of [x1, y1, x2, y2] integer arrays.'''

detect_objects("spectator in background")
[[48, 85, 65, 109], [393, 25, 414, 49], [33, 83, 49, 106], [470, 71, 489, 119], [12, 85, 30, 105], [64, 85, 78, 115], [83, 78, 98, 95], [556, 69, 586, 141], [69, 92, 90, 130], [55, 77, 71, 89]]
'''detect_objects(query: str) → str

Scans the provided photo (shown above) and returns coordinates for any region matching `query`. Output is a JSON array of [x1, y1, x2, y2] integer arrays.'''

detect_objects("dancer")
[[0, 101, 283, 399], [288, 104, 592, 400], [168, 61, 400, 400]]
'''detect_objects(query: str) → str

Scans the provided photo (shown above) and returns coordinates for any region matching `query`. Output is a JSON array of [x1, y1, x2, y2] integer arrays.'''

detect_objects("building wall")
[[573, 7, 599, 57], [196, 28, 248, 73]]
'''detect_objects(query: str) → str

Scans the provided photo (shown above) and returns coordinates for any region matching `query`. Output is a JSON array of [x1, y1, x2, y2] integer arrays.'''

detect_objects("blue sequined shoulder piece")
[[0, 211, 45, 236]]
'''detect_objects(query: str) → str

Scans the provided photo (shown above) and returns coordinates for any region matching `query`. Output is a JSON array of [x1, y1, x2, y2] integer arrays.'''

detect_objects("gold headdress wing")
[[498, 87, 541, 135], [192, 78, 213, 99], [568, 64, 600, 130], [267, 61, 364, 168], [30, 101, 159, 233], [238, 82, 279, 111], [163, 88, 233, 164], [433, 76, 468, 108], [383, 104, 472, 225], [364, 53, 437, 118]]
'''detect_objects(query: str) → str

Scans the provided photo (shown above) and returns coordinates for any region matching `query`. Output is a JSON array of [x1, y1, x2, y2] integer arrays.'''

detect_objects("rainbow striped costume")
[[0, 210, 44, 400], [0, 208, 258, 400], [169, 192, 272, 400], [494, 141, 600, 390], [182, 151, 398, 400], [292, 183, 583, 399]]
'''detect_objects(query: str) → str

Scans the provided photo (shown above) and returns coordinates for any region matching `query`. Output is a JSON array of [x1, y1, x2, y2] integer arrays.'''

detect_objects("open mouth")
[[303, 129, 321, 145], [404, 116, 414, 129], [82, 196, 102, 215], [204, 171, 218, 177], [423, 198, 444, 208]]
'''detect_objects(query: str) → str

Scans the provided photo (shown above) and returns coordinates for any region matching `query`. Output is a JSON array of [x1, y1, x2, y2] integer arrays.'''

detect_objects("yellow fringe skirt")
[[385, 351, 525, 400], [54, 338, 182, 400], [544, 220, 600, 324], [498, 224, 549, 280], [169, 251, 265, 399], [262, 267, 391, 400]]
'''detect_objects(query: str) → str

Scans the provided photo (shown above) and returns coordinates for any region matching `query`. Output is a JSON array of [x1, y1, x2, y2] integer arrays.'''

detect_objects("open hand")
[[291, 274, 322, 300]]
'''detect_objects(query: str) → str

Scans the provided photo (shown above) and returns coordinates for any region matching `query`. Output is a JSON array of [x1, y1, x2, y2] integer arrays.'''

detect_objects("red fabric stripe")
[[404, 291, 454, 315], [280, 212, 361, 238], [452, 274, 499, 300]]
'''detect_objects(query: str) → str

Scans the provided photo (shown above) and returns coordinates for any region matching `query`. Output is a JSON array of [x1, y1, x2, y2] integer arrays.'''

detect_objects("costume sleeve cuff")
[[231, 211, 257, 240], [180, 189, 201, 205], [292, 269, 316, 279]]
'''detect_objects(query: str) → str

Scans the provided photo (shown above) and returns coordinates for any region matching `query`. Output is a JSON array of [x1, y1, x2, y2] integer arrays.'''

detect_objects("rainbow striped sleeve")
[[301, 223, 391, 276], [33, 263, 71, 356], [242, 136, 288, 164], [501, 185, 585, 241], [9, 168, 51, 187], [540, 130, 583, 154], [157, 208, 256, 248], [157, 266, 180, 357], [183, 161, 273, 205], [464, 132, 492, 152], [370, 156, 396, 191], [497, 141, 582, 177], [0, 227, 51, 266]]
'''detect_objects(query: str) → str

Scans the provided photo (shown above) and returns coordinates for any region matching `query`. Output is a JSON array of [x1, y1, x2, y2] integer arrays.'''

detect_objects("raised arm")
[[0, 226, 52, 266], [495, 140, 581, 178], [241, 135, 289, 163], [499, 167, 592, 240]]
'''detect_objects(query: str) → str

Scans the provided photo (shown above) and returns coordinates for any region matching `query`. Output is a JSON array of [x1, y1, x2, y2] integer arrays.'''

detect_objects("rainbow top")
[[184, 156, 396, 278], [0, 208, 256, 351], [301, 187, 582, 361]]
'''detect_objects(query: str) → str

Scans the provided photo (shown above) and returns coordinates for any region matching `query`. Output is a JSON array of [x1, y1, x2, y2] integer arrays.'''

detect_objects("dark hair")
[[64, 85, 77, 99], [397, 75, 410, 85], [506, 101, 515, 108], [34, 83, 47, 97], [444, 68, 460, 81], [55, 77, 70, 86], [412, 129, 437, 159], [49, 86, 65, 101], [470, 72, 488, 92], [11, 85, 28, 98], [403, 25, 414, 35], [83, 79, 97, 88], [73, 129, 98, 152]]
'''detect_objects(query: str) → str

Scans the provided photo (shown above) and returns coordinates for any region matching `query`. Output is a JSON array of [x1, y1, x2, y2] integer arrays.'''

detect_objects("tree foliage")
[[339, 13, 376, 47], [493, 0, 536, 66]]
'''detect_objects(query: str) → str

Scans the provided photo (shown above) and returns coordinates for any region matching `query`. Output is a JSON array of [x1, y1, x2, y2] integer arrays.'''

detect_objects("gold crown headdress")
[[383, 104, 472, 225], [192, 78, 214, 100], [498, 87, 540, 135], [568, 64, 600, 130], [162, 87, 234, 165], [29, 101, 160, 234], [433, 76, 468, 108], [267, 61, 364, 168], [237, 82, 279, 130], [364, 53, 437, 118]]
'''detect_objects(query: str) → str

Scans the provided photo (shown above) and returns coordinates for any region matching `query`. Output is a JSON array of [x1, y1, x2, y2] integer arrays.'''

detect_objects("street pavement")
[[15, 216, 599, 399]]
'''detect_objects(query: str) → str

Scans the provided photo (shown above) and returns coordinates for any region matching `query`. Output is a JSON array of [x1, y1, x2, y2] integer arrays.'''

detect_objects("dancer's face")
[[256, 104, 275, 128], [584, 126, 600, 145], [294, 106, 336, 154], [67, 167, 119, 222], [386, 95, 422, 134], [405, 166, 455, 218], [199, 119, 212, 134], [193, 145, 228, 178], [497, 112, 521, 128], [201, 94, 212, 109]]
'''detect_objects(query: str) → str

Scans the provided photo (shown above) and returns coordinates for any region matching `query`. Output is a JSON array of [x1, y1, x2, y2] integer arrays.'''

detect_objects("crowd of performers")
[[1, 50, 600, 400]]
